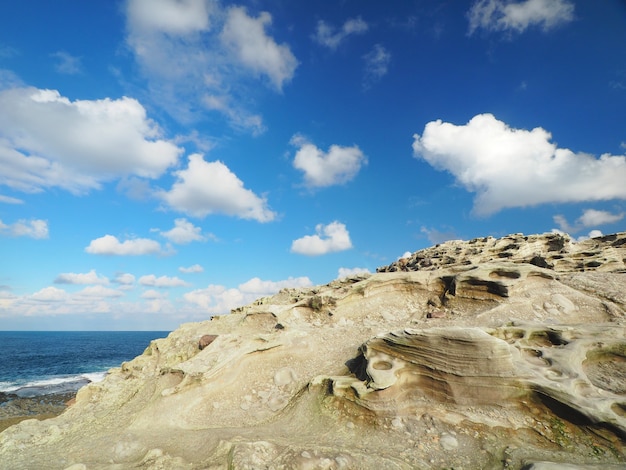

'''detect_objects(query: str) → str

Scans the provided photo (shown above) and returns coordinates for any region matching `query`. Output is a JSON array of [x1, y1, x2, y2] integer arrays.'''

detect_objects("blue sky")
[[1, 0, 625, 330]]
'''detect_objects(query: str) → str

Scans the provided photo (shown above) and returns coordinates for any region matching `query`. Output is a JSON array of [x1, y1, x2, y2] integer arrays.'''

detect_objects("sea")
[[0, 331, 170, 398]]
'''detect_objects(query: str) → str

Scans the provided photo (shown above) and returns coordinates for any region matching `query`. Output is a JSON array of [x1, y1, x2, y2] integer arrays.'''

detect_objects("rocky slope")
[[1, 232, 626, 469]]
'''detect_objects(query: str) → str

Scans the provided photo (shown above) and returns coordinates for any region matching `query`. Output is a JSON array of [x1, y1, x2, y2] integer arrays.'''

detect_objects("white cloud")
[[138, 274, 189, 288], [31, 286, 68, 302], [578, 209, 624, 227], [114, 273, 136, 285], [75, 285, 124, 299], [160, 218, 211, 244], [141, 289, 168, 300], [291, 136, 366, 188], [313, 17, 368, 50], [553, 209, 624, 233], [412, 114, 626, 215], [291, 221, 353, 256], [85, 235, 165, 256], [0, 218, 48, 239], [184, 275, 312, 314], [50, 51, 82, 75], [238, 276, 312, 295], [124, 0, 295, 132], [220, 6, 298, 91], [0, 195, 24, 204], [179, 264, 204, 274], [54, 269, 109, 285], [337, 267, 370, 279], [126, 0, 212, 35], [363, 44, 391, 88], [0, 87, 182, 194], [468, 0, 574, 35], [159, 153, 275, 221]]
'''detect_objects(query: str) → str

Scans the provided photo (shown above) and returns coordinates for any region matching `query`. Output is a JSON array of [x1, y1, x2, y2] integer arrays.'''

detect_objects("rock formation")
[[1, 232, 626, 469]]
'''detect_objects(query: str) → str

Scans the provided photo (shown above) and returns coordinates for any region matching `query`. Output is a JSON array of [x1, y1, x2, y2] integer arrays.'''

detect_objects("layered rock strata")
[[1, 232, 625, 469]]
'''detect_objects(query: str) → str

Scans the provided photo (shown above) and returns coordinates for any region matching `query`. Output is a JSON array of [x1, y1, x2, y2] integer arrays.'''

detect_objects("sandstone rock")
[[1, 231, 625, 469]]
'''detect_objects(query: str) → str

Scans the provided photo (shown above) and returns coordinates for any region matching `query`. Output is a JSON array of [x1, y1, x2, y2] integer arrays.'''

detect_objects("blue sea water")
[[0, 331, 169, 397]]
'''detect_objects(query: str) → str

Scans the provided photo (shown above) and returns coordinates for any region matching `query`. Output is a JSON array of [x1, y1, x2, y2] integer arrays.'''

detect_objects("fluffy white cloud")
[[0, 218, 48, 239], [337, 267, 370, 279], [553, 209, 624, 233], [126, 0, 212, 35], [85, 235, 165, 256], [363, 44, 391, 89], [138, 274, 189, 288], [0, 87, 182, 194], [468, 0, 574, 35], [160, 218, 211, 244], [412, 114, 626, 215], [31, 286, 68, 302], [313, 17, 368, 49], [179, 264, 204, 274], [291, 136, 366, 188], [54, 269, 109, 285], [238, 276, 312, 295], [184, 275, 312, 314], [124, 0, 296, 133], [160, 153, 275, 221], [291, 221, 353, 256], [220, 7, 298, 91]]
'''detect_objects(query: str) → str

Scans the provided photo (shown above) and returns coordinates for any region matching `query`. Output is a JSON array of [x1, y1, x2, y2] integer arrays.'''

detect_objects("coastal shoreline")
[[0, 391, 76, 433]]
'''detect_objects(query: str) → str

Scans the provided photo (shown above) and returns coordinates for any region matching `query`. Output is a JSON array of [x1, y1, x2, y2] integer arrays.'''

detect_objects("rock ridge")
[[1, 232, 625, 469]]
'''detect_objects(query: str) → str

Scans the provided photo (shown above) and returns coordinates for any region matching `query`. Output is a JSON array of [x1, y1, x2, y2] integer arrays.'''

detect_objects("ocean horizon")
[[0, 331, 170, 398]]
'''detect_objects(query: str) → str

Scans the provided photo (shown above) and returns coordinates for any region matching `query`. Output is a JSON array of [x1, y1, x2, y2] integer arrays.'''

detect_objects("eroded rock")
[[1, 231, 626, 469]]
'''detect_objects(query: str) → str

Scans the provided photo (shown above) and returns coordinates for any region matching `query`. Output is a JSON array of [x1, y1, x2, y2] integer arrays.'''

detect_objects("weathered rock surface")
[[1, 232, 626, 469]]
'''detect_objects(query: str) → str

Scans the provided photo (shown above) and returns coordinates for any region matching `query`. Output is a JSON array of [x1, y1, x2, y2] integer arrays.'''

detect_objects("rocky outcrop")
[[377, 231, 626, 274], [1, 232, 626, 469]]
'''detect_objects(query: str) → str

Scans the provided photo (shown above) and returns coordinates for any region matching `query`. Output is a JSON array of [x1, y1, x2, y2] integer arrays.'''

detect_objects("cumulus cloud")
[[85, 235, 166, 256], [126, 0, 212, 35], [160, 218, 212, 244], [31, 286, 68, 302], [412, 114, 626, 215], [468, 0, 575, 35], [54, 269, 109, 285], [50, 51, 82, 75], [139, 274, 189, 288], [553, 209, 624, 234], [179, 264, 204, 274], [313, 17, 368, 49], [184, 275, 312, 314], [220, 6, 298, 91], [363, 44, 391, 89], [0, 218, 48, 239], [124, 0, 296, 132], [0, 87, 182, 194], [337, 267, 370, 279], [114, 273, 136, 285], [291, 221, 353, 256], [291, 136, 366, 188], [159, 153, 275, 221]]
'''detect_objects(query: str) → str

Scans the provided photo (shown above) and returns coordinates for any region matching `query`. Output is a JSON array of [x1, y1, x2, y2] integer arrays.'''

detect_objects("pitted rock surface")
[[1, 232, 626, 469]]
